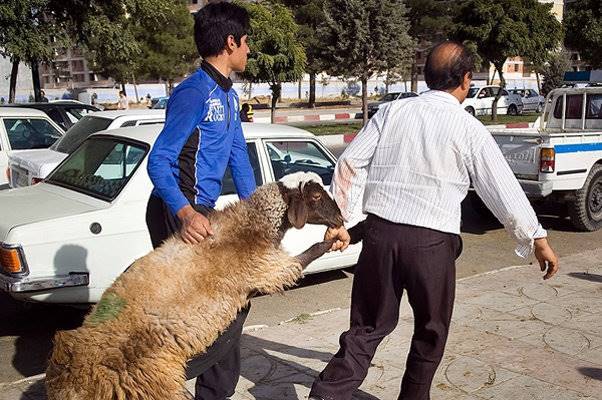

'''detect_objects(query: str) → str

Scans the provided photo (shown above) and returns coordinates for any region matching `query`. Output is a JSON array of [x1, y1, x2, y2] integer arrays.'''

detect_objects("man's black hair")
[[194, 2, 250, 58], [424, 41, 475, 91]]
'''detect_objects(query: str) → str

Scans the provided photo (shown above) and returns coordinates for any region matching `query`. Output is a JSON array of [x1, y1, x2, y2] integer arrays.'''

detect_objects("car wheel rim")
[[588, 179, 602, 220]]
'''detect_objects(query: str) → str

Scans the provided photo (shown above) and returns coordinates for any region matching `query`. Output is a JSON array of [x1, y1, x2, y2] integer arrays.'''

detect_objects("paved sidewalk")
[[3, 249, 601, 399]]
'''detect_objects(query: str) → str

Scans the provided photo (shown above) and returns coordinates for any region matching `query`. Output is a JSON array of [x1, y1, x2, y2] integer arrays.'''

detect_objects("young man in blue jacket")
[[145, 3, 255, 399]]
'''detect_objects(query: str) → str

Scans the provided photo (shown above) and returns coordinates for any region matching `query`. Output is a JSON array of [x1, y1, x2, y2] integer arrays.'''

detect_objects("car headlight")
[[0, 243, 28, 275]]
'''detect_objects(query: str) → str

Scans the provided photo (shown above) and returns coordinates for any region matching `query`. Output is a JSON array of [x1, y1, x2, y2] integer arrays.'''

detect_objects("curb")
[[255, 113, 354, 124]]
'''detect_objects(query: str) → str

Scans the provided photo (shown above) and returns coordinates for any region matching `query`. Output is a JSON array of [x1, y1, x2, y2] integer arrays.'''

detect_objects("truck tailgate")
[[490, 129, 542, 179]]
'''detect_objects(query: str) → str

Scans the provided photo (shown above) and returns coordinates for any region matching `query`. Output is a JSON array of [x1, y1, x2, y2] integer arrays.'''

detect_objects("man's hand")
[[534, 238, 559, 280], [324, 226, 350, 252], [177, 205, 214, 244]]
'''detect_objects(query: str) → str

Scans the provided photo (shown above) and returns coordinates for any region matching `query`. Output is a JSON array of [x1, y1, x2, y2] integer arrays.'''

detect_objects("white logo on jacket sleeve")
[[205, 98, 225, 122]]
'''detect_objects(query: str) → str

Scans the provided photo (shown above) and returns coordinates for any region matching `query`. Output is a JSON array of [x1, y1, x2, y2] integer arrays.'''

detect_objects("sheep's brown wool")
[[45, 179, 343, 400]]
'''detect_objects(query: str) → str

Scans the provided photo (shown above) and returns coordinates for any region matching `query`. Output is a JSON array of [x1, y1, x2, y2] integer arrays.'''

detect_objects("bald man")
[[310, 41, 558, 400]]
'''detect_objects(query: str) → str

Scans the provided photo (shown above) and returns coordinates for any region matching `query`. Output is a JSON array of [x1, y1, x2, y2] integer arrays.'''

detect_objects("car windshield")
[[266, 140, 335, 185], [467, 88, 480, 98], [51, 115, 113, 154], [3, 118, 63, 150], [381, 93, 398, 102], [46, 136, 148, 201]]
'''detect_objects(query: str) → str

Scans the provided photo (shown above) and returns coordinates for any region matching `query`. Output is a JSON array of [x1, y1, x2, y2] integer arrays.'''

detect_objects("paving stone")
[[461, 291, 540, 313], [473, 375, 596, 400]]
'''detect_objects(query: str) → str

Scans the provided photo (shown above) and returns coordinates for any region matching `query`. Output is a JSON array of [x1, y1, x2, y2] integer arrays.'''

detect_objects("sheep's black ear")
[[287, 190, 308, 229]]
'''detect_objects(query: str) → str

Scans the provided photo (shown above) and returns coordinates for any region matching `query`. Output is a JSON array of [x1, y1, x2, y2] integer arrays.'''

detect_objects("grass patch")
[[477, 114, 538, 125], [290, 313, 313, 324], [301, 122, 363, 136]]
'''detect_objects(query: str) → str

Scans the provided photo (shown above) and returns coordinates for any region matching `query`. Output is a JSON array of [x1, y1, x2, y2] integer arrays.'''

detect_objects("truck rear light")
[[540, 148, 555, 173], [0, 244, 26, 275], [31, 177, 43, 185]]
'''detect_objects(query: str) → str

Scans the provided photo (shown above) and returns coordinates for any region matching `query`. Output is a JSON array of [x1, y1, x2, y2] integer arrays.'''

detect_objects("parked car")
[[0, 123, 363, 304], [355, 92, 419, 119], [462, 85, 524, 116], [2, 101, 100, 131], [476, 84, 602, 231], [0, 107, 64, 189], [7, 110, 165, 188], [508, 89, 545, 113], [151, 97, 169, 109]]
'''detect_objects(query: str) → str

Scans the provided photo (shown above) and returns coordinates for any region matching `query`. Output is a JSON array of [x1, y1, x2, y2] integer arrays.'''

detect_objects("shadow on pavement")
[[20, 379, 45, 400], [567, 272, 602, 283], [577, 367, 602, 381], [242, 335, 380, 400], [0, 292, 87, 380]]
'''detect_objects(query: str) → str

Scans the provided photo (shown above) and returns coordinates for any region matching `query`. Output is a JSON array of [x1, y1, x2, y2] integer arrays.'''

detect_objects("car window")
[[586, 94, 602, 119], [65, 107, 93, 123], [467, 88, 479, 98], [382, 93, 396, 102], [220, 142, 263, 196], [266, 140, 335, 185], [51, 115, 113, 153], [3, 118, 63, 150], [47, 137, 148, 201], [553, 94, 584, 119], [45, 108, 65, 127], [501, 90, 509, 96]]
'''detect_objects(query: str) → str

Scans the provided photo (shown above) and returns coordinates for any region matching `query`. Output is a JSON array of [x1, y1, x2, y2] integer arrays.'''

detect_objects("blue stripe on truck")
[[555, 143, 602, 154]]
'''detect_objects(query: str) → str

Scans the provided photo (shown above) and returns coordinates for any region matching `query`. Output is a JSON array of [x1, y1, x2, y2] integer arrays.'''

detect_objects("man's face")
[[230, 34, 250, 73]]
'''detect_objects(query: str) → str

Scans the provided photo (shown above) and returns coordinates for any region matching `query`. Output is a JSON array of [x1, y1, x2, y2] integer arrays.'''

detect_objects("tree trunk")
[[168, 80, 174, 95], [9, 58, 19, 103], [411, 62, 418, 92], [361, 76, 368, 125], [404, 79, 408, 92], [536, 71, 542, 93], [248, 82, 252, 100], [31, 61, 42, 102], [298, 78, 302, 100], [309, 72, 316, 108], [270, 83, 281, 124], [132, 74, 140, 103], [121, 82, 127, 96], [491, 64, 505, 122]]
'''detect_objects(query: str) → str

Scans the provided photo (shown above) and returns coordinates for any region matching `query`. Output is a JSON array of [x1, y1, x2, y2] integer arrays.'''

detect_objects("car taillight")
[[0, 244, 26, 275], [540, 148, 555, 173], [31, 177, 43, 185]]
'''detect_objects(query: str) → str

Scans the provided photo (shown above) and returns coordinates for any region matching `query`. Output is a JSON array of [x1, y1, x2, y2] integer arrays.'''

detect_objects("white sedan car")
[[7, 109, 165, 188], [0, 123, 362, 304]]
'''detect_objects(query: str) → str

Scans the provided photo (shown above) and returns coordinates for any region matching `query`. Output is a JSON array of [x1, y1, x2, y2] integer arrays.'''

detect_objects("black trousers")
[[310, 214, 462, 400], [146, 195, 249, 400]]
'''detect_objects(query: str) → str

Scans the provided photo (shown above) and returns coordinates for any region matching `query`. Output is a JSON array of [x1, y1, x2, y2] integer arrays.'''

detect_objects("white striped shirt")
[[332, 90, 546, 258]]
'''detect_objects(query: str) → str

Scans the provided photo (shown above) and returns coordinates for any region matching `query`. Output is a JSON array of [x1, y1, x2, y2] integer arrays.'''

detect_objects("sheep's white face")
[[279, 173, 344, 230]]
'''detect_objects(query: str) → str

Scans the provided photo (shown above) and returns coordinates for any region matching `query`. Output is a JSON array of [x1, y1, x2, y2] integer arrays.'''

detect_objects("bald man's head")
[[425, 41, 474, 91]]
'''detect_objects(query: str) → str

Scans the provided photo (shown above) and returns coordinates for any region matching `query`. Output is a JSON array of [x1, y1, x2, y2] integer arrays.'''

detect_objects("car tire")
[[465, 106, 475, 116], [508, 104, 518, 116], [536, 103, 543, 113], [568, 164, 602, 232]]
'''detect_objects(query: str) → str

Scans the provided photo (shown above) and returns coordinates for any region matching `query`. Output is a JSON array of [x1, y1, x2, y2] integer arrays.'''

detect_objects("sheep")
[[45, 172, 345, 400]]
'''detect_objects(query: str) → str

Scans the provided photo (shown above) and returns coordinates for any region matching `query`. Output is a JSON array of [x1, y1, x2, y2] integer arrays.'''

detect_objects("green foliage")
[[406, 0, 457, 44], [88, 292, 126, 325], [565, 0, 602, 68], [0, 0, 70, 64], [454, 0, 562, 120], [237, 1, 306, 120], [541, 49, 571, 96], [136, 1, 198, 90]]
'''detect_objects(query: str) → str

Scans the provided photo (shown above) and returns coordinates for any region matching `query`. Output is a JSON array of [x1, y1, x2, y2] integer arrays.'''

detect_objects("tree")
[[238, 1, 306, 123], [565, 0, 602, 68], [319, 0, 414, 125], [136, 1, 198, 95], [0, 0, 70, 102], [279, 0, 328, 107], [541, 49, 571, 96], [405, 0, 458, 92], [454, 0, 562, 121]]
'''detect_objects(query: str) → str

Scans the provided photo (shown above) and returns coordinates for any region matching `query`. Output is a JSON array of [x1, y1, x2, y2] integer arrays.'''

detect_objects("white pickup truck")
[[489, 86, 602, 231]]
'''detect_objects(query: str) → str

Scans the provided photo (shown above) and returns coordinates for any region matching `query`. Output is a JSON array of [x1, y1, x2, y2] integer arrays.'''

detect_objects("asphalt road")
[[1, 142, 601, 384]]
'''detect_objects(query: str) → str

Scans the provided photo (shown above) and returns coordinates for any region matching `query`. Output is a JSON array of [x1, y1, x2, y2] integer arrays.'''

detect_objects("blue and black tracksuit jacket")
[[147, 61, 256, 216]]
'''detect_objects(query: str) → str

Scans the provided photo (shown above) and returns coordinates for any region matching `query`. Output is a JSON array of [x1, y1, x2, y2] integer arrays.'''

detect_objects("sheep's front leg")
[[295, 240, 335, 270]]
